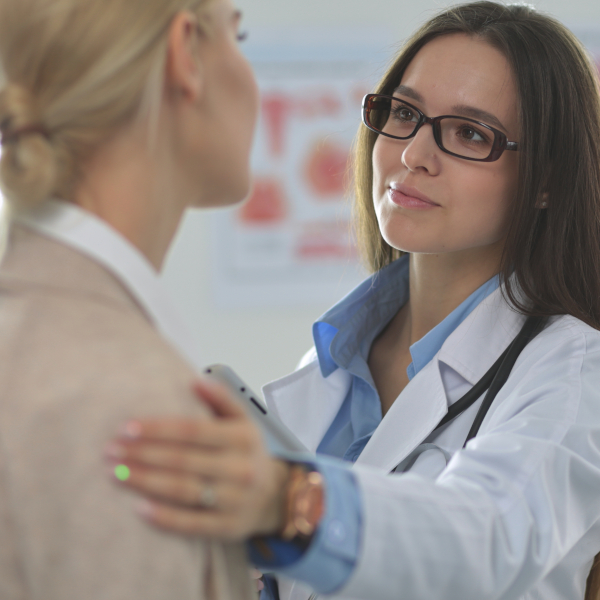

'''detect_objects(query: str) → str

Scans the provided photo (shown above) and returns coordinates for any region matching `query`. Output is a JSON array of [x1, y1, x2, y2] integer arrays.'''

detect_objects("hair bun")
[[0, 83, 58, 209], [0, 83, 40, 133]]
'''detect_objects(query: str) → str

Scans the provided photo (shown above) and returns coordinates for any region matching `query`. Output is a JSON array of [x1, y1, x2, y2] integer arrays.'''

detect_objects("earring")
[[540, 201, 548, 208]]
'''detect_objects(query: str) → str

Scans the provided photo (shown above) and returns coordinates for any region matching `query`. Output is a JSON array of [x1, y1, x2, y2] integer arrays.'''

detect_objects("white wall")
[[161, 0, 600, 395]]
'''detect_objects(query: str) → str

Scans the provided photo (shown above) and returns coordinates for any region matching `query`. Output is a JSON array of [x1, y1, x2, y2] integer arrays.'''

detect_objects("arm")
[[341, 329, 600, 600], [109, 379, 362, 594], [108, 328, 600, 600], [249, 459, 362, 595]]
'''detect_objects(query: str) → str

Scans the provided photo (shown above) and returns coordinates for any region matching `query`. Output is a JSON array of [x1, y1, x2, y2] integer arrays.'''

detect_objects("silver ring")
[[198, 484, 217, 509]]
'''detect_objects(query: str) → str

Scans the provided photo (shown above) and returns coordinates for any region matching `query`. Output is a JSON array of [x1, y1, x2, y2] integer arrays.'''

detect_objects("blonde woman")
[[0, 0, 262, 598]]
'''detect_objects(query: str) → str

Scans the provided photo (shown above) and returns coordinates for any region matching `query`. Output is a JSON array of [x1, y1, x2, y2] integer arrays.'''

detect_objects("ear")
[[165, 11, 204, 103]]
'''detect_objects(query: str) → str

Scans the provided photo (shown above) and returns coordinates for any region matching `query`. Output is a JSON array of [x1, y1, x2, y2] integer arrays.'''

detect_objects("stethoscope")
[[270, 315, 549, 600], [394, 314, 548, 473]]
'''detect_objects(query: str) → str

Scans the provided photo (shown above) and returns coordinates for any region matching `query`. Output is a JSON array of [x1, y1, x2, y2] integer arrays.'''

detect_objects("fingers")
[[136, 499, 251, 540], [107, 446, 259, 492], [111, 464, 248, 511], [117, 377, 251, 445], [250, 569, 265, 592], [120, 418, 215, 445], [106, 377, 280, 540], [118, 417, 258, 450], [192, 377, 248, 419]]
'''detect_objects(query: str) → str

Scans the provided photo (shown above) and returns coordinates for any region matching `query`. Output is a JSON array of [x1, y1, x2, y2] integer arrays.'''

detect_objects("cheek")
[[372, 137, 402, 218], [239, 61, 259, 135], [447, 163, 518, 247], [372, 136, 394, 194]]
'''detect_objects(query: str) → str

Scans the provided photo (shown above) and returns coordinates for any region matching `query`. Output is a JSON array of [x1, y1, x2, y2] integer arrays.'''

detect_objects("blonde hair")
[[0, 0, 215, 210]]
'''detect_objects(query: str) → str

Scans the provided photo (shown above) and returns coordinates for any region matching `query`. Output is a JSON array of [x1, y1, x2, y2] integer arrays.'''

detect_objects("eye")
[[392, 105, 418, 123], [457, 125, 489, 143]]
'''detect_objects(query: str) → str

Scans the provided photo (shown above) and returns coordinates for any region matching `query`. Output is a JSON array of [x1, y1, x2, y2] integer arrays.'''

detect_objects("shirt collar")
[[313, 254, 500, 381], [313, 256, 410, 379], [17, 200, 204, 371], [406, 274, 499, 379]]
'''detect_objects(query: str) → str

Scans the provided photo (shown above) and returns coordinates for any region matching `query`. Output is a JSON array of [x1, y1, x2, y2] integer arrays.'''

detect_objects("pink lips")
[[388, 183, 439, 210]]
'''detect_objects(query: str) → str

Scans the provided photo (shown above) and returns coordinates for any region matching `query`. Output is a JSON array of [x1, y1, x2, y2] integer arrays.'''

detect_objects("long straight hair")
[[354, 1, 600, 330]]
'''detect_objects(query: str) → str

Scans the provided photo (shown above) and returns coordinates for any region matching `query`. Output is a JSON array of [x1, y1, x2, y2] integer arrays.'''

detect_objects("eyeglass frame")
[[362, 93, 519, 163]]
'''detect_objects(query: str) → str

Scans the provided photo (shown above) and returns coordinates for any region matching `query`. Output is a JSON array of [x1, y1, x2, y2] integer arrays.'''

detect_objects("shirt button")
[[327, 519, 346, 544]]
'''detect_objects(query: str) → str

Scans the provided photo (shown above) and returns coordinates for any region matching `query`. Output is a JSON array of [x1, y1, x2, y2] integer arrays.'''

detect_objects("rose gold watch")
[[280, 464, 325, 546]]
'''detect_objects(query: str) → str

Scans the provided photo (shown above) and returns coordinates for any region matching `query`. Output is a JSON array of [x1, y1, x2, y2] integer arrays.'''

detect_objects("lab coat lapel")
[[354, 357, 448, 473], [438, 285, 524, 385], [263, 286, 525, 472], [355, 286, 525, 473], [262, 361, 351, 453]]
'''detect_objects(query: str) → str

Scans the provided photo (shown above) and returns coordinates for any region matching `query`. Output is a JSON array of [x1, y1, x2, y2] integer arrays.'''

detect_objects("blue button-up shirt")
[[253, 256, 499, 596]]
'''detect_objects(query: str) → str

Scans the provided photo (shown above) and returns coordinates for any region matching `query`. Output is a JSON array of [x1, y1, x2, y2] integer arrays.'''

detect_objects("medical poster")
[[210, 33, 389, 308]]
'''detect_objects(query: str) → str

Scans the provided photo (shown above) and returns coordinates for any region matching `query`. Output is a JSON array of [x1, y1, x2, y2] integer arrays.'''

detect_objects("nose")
[[400, 121, 441, 176]]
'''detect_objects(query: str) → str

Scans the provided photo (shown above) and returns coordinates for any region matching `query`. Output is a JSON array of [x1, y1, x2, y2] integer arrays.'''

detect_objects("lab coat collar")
[[438, 283, 525, 385], [263, 361, 352, 454], [357, 286, 525, 470], [354, 354, 448, 472], [264, 282, 526, 471]]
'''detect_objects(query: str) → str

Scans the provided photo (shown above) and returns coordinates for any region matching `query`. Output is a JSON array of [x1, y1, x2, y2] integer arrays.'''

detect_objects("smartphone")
[[202, 364, 309, 455]]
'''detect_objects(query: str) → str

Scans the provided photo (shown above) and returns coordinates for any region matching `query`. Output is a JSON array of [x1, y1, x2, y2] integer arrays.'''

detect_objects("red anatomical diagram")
[[238, 177, 287, 225], [304, 138, 350, 199], [262, 94, 292, 158]]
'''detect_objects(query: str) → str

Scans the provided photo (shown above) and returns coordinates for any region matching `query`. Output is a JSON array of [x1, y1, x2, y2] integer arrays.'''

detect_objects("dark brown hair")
[[354, 1, 600, 330]]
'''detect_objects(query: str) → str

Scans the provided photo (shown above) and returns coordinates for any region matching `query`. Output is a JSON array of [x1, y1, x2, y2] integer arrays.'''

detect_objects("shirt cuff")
[[248, 455, 362, 595]]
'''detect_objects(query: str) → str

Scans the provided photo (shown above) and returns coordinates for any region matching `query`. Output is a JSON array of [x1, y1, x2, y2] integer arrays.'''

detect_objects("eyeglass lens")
[[367, 96, 496, 160]]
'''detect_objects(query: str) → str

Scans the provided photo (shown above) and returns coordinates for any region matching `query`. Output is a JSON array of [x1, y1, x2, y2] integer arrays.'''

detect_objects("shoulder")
[[530, 314, 600, 358], [0, 227, 206, 433], [482, 314, 600, 436]]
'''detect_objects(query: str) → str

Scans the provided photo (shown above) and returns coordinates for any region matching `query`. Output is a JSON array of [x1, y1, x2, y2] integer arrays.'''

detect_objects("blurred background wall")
[[161, 0, 600, 394]]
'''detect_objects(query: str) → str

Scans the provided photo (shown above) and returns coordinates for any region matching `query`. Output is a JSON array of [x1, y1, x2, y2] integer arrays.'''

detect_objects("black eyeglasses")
[[362, 94, 519, 162]]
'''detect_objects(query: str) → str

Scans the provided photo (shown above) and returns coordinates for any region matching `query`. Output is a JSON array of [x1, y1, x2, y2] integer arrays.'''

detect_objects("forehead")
[[399, 33, 518, 132]]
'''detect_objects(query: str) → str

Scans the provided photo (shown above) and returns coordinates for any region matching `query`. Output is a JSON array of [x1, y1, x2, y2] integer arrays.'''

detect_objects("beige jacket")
[[0, 225, 253, 600]]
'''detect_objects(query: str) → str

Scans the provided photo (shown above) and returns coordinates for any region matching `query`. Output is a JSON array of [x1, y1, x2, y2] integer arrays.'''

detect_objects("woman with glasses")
[[107, 2, 600, 599]]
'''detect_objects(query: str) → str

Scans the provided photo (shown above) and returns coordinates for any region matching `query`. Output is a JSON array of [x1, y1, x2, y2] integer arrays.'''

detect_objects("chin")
[[380, 228, 450, 255], [196, 175, 252, 209]]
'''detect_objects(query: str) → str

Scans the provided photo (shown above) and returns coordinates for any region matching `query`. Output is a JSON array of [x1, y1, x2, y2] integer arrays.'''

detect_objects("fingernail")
[[104, 442, 125, 459], [137, 499, 156, 518], [120, 421, 142, 439], [113, 464, 131, 482]]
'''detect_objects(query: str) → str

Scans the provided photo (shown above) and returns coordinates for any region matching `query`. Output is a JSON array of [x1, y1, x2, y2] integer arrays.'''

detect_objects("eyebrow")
[[393, 84, 508, 133]]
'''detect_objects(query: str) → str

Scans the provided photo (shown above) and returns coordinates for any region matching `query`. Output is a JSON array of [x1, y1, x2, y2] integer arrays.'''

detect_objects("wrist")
[[257, 458, 291, 535], [250, 461, 325, 563], [279, 463, 325, 548]]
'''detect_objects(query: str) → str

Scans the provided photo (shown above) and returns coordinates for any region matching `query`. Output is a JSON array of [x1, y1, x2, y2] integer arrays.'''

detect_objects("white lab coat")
[[263, 286, 600, 600]]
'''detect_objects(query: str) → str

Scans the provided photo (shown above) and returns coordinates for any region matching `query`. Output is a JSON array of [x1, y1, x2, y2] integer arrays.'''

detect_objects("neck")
[[405, 243, 503, 345], [73, 124, 187, 271]]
